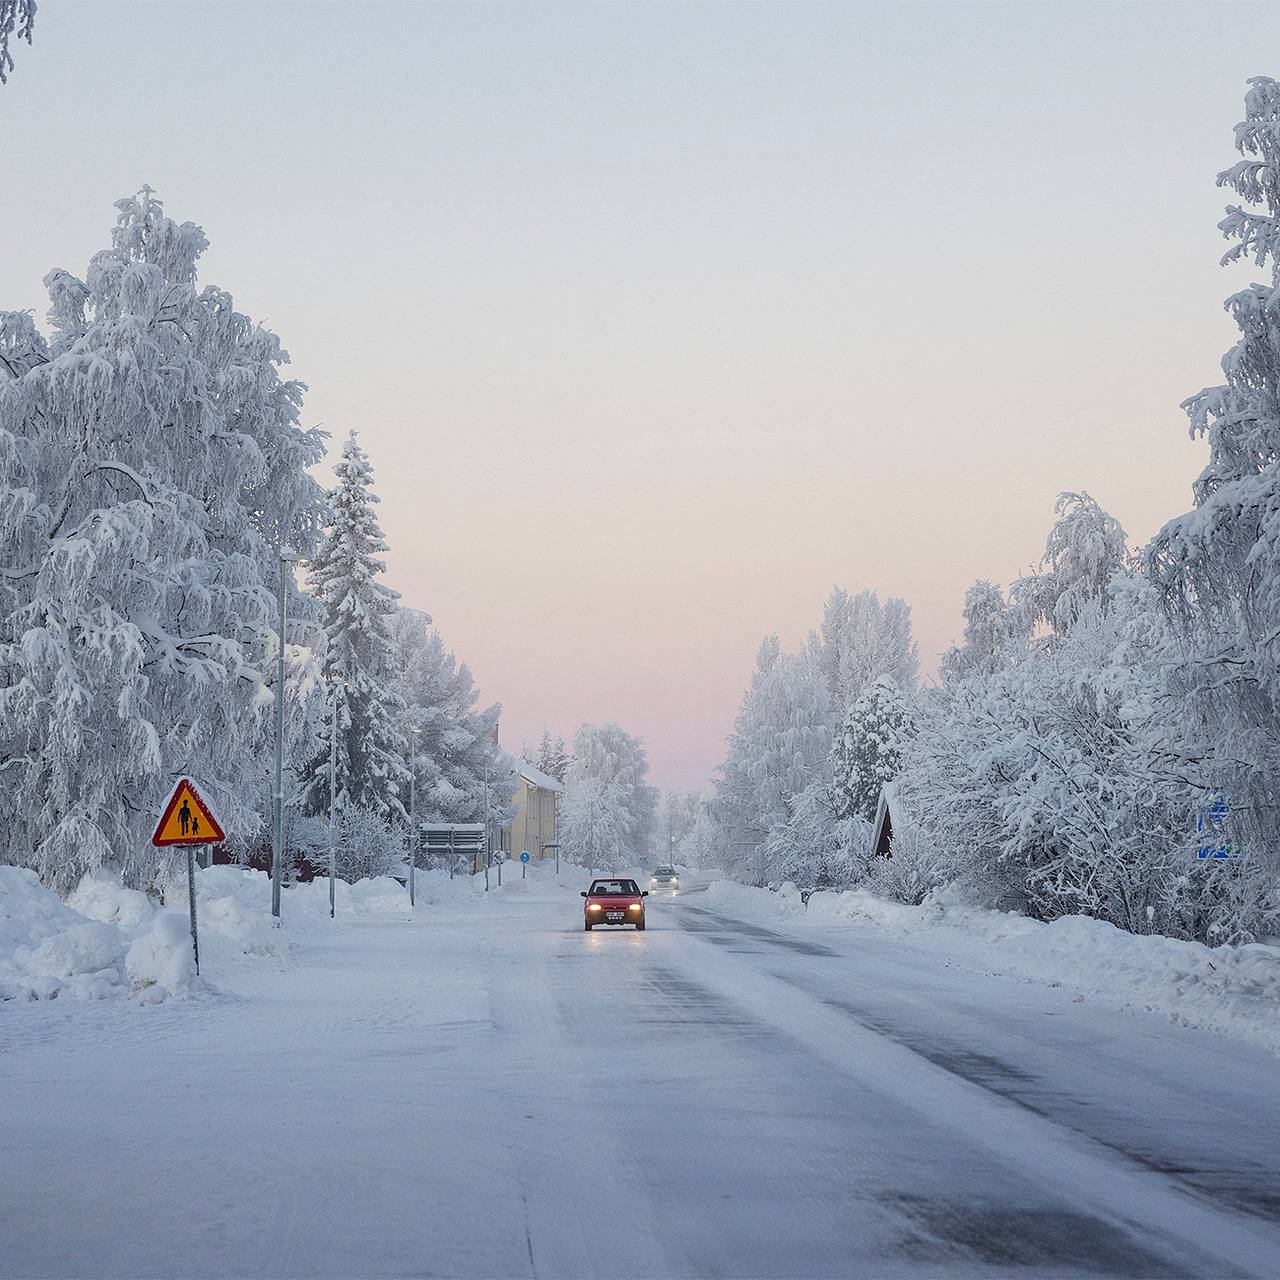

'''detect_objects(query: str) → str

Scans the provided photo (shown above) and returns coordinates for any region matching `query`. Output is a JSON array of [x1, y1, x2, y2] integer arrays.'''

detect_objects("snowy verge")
[[703, 878, 1280, 1055], [0, 864, 427, 1004], [1, 866, 200, 1003]]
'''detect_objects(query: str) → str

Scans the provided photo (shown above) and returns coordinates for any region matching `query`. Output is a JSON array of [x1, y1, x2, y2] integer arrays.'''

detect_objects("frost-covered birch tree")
[[561, 775, 629, 871], [816, 587, 919, 709], [299, 432, 409, 824], [1150, 76, 1280, 883], [0, 190, 326, 891], [561, 721, 656, 867], [712, 638, 833, 884]]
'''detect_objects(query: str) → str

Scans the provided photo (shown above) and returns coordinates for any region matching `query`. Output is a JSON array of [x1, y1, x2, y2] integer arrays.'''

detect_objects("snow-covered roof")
[[517, 760, 564, 793], [872, 779, 902, 858]]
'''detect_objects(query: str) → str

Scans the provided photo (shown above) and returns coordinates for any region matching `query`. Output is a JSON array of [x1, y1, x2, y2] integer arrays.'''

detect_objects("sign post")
[[151, 778, 227, 976], [520, 849, 530, 879], [423, 824, 485, 881]]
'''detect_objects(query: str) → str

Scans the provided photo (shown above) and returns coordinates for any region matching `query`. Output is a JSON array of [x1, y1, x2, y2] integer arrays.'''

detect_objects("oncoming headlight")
[[628, 903, 642, 911], [588, 903, 602, 912]]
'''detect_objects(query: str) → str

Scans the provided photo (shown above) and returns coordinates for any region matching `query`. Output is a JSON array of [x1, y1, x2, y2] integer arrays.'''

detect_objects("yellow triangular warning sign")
[[152, 778, 226, 847]]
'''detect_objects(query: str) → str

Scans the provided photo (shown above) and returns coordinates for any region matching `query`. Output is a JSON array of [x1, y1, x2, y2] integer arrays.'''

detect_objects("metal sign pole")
[[186, 845, 200, 976], [271, 553, 288, 919], [409, 729, 418, 908], [483, 756, 490, 892], [329, 683, 338, 920]]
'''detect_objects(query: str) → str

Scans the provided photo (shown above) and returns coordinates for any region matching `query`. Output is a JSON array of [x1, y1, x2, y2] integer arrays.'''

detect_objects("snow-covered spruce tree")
[[532, 729, 569, 784], [0, 190, 326, 891], [299, 432, 410, 824], [1150, 76, 1280, 886], [389, 607, 515, 827], [561, 722, 657, 867], [830, 674, 913, 824]]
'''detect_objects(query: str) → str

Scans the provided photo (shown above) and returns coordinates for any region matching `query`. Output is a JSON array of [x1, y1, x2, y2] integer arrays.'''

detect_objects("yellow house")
[[506, 761, 563, 862]]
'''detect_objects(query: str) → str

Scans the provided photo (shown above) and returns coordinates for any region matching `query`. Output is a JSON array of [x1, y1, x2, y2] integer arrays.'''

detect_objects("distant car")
[[582, 878, 648, 931], [649, 865, 680, 890]]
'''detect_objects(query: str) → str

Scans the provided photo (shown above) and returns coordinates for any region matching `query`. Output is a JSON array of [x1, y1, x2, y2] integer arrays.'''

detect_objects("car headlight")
[[588, 903, 602, 911], [628, 903, 642, 911]]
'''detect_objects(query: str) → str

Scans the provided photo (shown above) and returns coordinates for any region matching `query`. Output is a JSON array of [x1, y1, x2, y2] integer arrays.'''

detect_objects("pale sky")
[[2, 1, 1275, 790]]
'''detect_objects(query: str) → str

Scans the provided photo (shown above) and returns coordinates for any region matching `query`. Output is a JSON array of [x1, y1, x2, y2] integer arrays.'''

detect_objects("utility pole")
[[409, 726, 420, 908], [483, 753, 490, 892], [271, 547, 302, 920]]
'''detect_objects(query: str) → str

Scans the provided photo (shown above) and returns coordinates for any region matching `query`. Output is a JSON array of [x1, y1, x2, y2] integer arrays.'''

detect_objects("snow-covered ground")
[[4, 865, 1280, 1278], [701, 877, 1280, 1057]]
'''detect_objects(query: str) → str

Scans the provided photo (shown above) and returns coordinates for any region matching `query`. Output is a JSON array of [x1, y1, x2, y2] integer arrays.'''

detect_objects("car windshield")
[[590, 880, 638, 896], [653, 867, 675, 876]]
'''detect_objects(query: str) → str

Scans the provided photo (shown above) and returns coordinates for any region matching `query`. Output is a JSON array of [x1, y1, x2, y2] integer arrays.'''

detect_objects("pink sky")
[[2, 1, 1267, 790]]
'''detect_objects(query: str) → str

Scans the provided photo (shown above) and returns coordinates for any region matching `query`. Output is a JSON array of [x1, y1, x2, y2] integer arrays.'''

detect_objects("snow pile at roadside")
[[0, 866, 198, 1003], [706, 878, 806, 920], [707, 877, 1280, 1054]]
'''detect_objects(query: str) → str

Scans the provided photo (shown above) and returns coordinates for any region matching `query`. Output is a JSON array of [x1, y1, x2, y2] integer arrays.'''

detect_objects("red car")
[[582, 878, 648, 931]]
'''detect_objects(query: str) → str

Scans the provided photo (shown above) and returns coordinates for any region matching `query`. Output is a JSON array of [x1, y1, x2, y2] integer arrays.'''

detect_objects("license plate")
[[607, 912, 624, 921]]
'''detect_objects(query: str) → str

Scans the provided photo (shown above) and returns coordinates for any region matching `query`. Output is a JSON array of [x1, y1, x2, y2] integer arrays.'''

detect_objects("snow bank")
[[0, 867, 198, 1003], [708, 878, 1280, 1055], [706, 879, 805, 920]]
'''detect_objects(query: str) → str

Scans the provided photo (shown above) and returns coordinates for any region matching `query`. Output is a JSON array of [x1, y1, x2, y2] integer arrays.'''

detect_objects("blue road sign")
[[519, 850, 530, 863], [1196, 794, 1238, 859]]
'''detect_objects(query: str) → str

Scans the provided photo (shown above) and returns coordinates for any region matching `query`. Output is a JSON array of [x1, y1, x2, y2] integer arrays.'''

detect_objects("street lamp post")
[[482, 753, 490, 892], [271, 546, 303, 921], [409, 726, 420, 908]]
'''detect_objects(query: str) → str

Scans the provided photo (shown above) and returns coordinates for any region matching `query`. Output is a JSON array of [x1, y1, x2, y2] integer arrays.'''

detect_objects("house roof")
[[872, 779, 900, 857], [517, 760, 564, 793]]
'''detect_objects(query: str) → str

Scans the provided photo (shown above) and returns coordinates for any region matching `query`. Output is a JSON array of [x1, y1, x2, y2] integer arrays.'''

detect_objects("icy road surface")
[[4, 874, 1280, 1279]]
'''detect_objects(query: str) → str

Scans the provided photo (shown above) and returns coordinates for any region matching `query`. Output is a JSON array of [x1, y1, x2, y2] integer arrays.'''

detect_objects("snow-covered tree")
[[1015, 492, 1133, 639], [763, 780, 871, 889], [560, 721, 656, 867], [530, 729, 569, 784], [389, 607, 515, 826], [713, 638, 833, 884], [677, 807, 722, 870], [0, 0, 36, 83], [660, 790, 703, 860], [0, 190, 326, 892], [939, 580, 1027, 684], [560, 775, 629, 872], [816, 587, 918, 709], [1150, 76, 1280, 880], [299, 432, 409, 824], [830, 674, 913, 823]]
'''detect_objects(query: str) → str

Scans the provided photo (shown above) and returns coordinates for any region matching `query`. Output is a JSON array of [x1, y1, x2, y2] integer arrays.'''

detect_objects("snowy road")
[[4, 873, 1280, 1279]]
